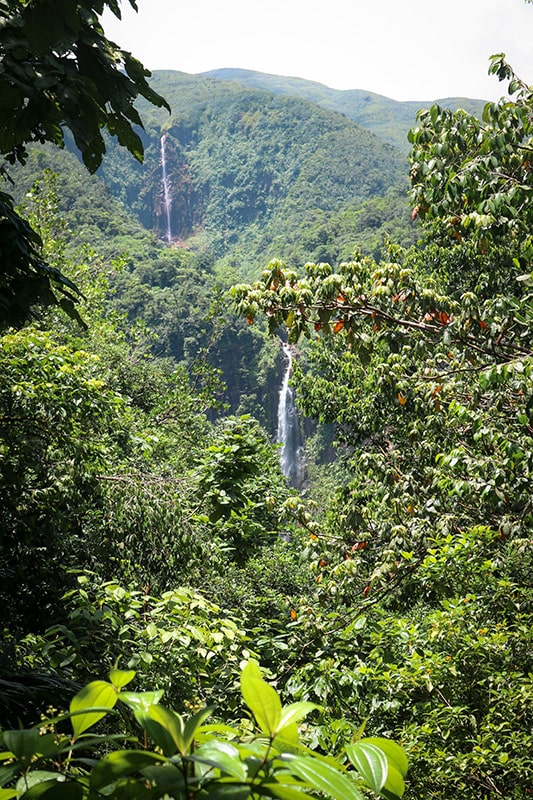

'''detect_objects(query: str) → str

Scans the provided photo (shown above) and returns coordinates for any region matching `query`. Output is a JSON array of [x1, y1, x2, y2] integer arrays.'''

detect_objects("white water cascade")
[[160, 134, 173, 242], [277, 343, 305, 488]]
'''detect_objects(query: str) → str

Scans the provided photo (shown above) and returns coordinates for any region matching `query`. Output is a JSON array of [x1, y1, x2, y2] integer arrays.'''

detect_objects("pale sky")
[[102, 0, 533, 102]]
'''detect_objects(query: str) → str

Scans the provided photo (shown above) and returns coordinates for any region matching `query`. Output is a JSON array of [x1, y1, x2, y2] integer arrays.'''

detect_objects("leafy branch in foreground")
[[0, 663, 408, 800], [231, 256, 532, 364], [0, 0, 170, 327]]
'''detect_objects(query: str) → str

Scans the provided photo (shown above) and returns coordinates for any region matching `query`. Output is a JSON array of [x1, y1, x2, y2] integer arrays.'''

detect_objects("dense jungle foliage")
[[1, 1, 532, 799]]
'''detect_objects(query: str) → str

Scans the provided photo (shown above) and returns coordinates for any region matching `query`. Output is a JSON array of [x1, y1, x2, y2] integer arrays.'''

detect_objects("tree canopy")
[[0, 0, 169, 327]]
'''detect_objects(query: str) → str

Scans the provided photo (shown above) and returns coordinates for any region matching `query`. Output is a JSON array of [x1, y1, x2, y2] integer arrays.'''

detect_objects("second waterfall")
[[277, 343, 305, 488]]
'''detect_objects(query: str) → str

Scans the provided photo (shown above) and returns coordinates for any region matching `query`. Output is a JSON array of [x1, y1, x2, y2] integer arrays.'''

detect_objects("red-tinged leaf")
[[397, 392, 407, 406], [479, 319, 488, 330], [337, 294, 346, 303], [333, 320, 344, 334], [247, 316, 254, 325], [363, 585, 371, 597], [314, 322, 322, 332]]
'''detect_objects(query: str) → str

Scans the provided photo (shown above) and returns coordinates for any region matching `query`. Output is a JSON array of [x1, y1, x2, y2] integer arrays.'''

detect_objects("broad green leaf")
[[273, 723, 300, 753], [3, 730, 40, 762], [347, 739, 407, 800], [0, 789, 18, 800], [345, 742, 388, 793], [70, 681, 117, 737], [133, 713, 177, 757], [360, 738, 408, 778], [193, 740, 248, 780], [147, 705, 186, 755], [109, 668, 136, 690], [118, 690, 165, 712], [182, 706, 215, 753], [15, 771, 64, 793], [194, 723, 240, 740], [379, 767, 406, 800], [285, 756, 364, 800], [240, 661, 282, 736], [0, 763, 21, 788], [90, 750, 167, 792], [277, 702, 319, 733]]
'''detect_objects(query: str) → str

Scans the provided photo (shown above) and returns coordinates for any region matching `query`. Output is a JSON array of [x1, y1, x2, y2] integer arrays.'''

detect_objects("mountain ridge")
[[201, 67, 487, 152]]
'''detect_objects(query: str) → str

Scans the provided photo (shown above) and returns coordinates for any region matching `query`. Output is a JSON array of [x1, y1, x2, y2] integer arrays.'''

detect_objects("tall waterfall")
[[277, 343, 305, 488], [160, 134, 173, 242]]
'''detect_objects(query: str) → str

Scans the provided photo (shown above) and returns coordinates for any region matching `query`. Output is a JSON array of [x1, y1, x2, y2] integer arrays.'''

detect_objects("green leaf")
[[109, 668, 136, 690], [90, 750, 167, 792], [277, 702, 320, 733], [347, 738, 407, 800], [70, 680, 117, 737], [118, 690, 165, 711], [147, 705, 187, 755], [240, 661, 282, 736], [3, 730, 40, 762], [193, 740, 248, 780], [182, 706, 215, 753], [285, 756, 364, 800], [345, 742, 387, 793], [361, 738, 408, 779], [0, 789, 18, 800]]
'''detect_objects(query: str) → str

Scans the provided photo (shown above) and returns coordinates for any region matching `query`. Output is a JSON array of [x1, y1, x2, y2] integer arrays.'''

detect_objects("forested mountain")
[[203, 68, 487, 152], [8, 70, 418, 431], [94, 70, 410, 272], [2, 13, 532, 797]]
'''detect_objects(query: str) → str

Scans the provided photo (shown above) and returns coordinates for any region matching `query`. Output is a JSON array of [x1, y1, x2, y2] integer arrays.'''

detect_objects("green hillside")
[[203, 68, 487, 152], [94, 70, 409, 273], [7, 69, 415, 431]]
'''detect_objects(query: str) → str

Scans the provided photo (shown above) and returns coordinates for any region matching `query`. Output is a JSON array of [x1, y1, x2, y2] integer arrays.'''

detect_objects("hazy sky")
[[102, 0, 533, 102]]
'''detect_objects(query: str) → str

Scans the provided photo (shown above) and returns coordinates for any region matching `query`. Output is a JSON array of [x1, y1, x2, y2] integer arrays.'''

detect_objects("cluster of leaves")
[[0, 0, 168, 327], [409, 54, 533, 249], [230, 59, 533, 798], [0, 663, 408, 800]]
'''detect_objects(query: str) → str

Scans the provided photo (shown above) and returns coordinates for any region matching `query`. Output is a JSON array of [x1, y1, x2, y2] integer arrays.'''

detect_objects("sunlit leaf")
[[148, 704, 186, 755], [240, 661, 282, 736], [277, 702, 320, 733], [285, 756, 364, 800], [193, 740, 248, 780], [70, 681, 117, 737], [108, 668, 136, 690], [345, 742, 387, 793], [182, 706, 215, 753]]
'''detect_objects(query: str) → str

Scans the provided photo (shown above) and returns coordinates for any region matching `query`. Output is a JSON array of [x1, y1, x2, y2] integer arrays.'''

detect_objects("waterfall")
[[277, 343, 305, 488], [160, 134, 173, 242]]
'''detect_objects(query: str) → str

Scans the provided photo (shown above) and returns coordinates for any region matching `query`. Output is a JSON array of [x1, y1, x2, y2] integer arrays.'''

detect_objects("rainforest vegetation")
[[0, 1, 532, 799]]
